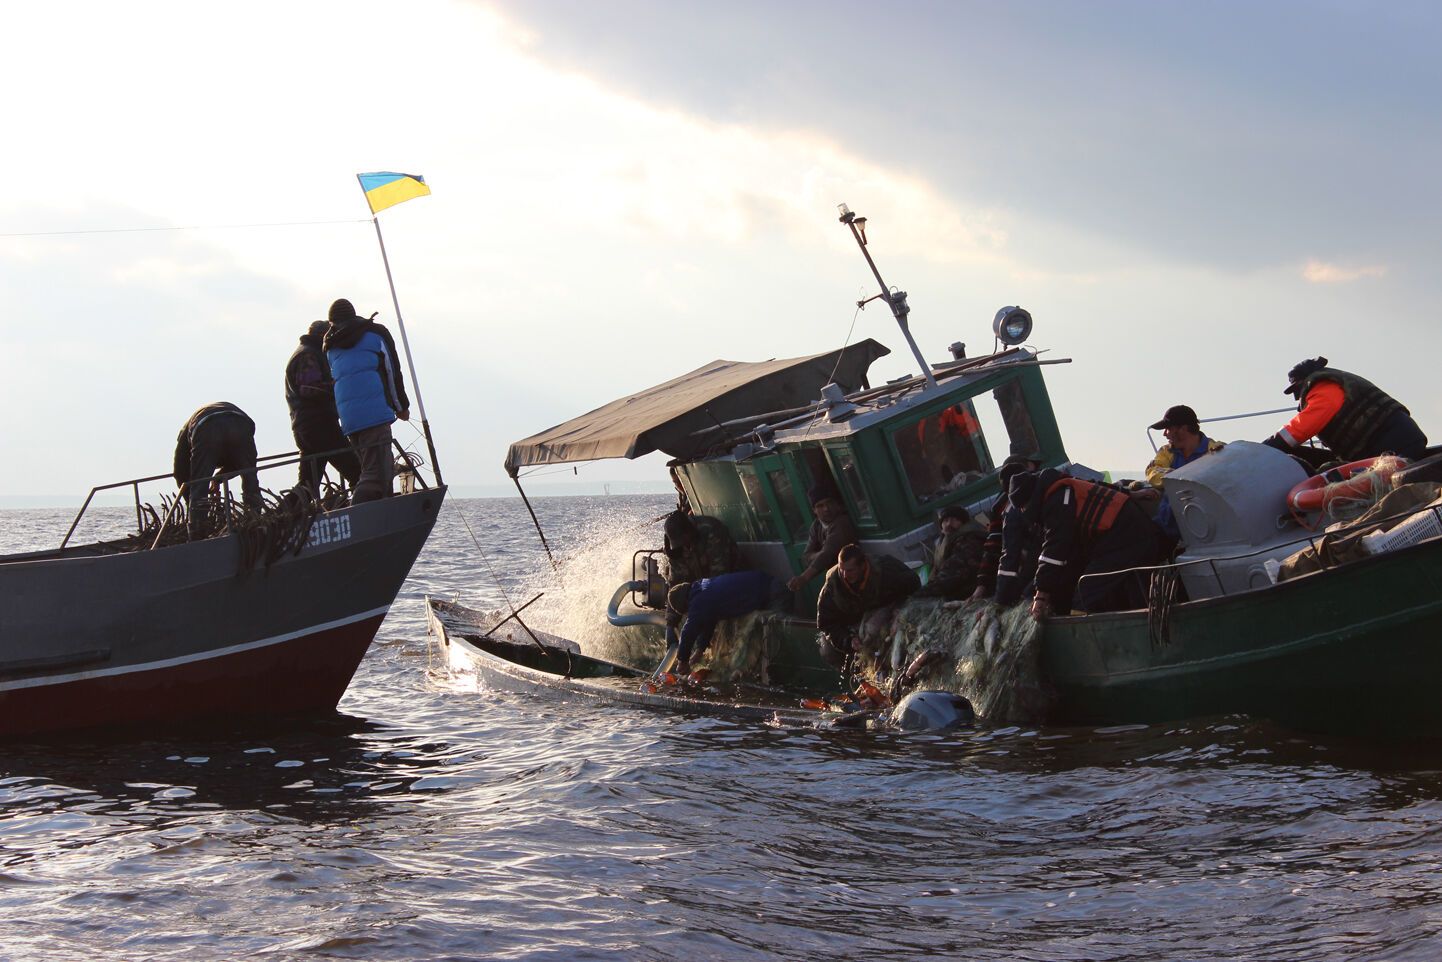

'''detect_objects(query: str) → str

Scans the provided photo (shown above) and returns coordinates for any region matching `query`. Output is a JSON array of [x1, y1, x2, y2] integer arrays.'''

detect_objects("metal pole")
[[371, 216, 443, 485], [839, 207, 938, 389], [513, 476, 559, 571]]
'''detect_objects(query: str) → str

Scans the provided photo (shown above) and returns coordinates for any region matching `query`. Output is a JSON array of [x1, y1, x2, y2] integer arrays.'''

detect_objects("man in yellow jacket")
[[1135, 405, 1224, 545]]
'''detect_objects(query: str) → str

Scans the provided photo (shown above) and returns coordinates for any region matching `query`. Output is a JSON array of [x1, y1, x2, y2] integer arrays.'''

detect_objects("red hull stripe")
[[0, 604, 391, 692], [0, 614, 389, 736]]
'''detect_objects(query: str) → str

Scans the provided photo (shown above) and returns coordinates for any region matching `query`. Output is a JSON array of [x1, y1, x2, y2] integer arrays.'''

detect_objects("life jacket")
[[1296, 368, 1406, 460], [1044, 476, 1127, 545]]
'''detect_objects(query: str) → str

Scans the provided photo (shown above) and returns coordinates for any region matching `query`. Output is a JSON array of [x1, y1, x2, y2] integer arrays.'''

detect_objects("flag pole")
[[369, 212, 443, 486]]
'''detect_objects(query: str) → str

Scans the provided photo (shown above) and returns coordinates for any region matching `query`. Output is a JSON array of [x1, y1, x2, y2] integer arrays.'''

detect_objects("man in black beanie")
[[971, 453, 1042, 601], [996, 469, 1161, 618], [323, 299, 410, 503], [284, 319, 361, 496], [1262, 356, 1425, 464], [916, 504, 987, 600], [787, 482, 857, 594]]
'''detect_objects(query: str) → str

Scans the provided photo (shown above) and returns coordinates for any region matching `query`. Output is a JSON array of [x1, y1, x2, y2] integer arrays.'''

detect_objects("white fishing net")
[[860, 598, 1052, 725]]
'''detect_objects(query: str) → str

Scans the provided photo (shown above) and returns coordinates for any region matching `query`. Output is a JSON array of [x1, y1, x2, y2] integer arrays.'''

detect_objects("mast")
[[355, 172, 443, 485], [838, 203, 938, 390], [371, 215, 443, 484]]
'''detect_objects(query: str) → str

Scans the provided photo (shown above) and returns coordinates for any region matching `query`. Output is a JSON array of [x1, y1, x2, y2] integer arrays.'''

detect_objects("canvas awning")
[[505, 339, 891, 476]]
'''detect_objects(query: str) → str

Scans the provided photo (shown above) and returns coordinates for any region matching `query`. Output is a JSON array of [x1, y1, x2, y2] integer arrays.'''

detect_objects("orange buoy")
[[1287, 456, 1407, 526]]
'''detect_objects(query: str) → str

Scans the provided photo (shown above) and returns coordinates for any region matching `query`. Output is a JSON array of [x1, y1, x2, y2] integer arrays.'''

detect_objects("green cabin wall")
[[676, 366, 1069, 562]]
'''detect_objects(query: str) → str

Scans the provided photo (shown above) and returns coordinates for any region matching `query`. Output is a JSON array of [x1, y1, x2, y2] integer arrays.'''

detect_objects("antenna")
[[837, 204, 938, 389]]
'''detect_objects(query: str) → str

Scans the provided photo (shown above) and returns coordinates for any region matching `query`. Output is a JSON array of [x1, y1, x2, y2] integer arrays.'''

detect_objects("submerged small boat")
[[494, 206, 1442, 738], [427, 597, 825, 724], [0, 460, 445, 738]]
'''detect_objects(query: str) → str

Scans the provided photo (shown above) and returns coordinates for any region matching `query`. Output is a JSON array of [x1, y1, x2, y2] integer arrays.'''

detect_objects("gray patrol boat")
[[0, 454, 444, 738]]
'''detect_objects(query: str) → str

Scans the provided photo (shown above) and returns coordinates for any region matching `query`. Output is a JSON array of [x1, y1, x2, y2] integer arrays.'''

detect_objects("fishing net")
[[702, 612, 782, 685], [101, 482, 346, 576], [860, 598, 1052, 725], [1315, 454, 1408, 527], [1278, 480, 1442, 580]]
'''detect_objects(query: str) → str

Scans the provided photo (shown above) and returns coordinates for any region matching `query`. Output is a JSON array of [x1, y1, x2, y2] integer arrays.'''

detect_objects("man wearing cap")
[[916, 504, 987, 600], [787, 483, 858, 593], [323, 298, 410, 503], [285, 320, 361, 496], [667, 570, 789, 677], [1262, 357, 1426, 464], [1138, 405, 1224, 545]]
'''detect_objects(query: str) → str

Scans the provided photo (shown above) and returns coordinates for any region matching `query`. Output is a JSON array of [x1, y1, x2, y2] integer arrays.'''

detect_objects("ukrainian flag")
[[357, 172, 430, 215]]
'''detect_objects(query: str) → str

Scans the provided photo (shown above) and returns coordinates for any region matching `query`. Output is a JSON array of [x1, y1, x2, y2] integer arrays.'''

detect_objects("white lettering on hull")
[[307, 512, 353, 547]]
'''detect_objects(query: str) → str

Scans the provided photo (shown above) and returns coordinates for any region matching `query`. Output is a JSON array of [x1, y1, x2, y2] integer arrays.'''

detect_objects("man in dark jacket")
[[916, 504, 987, 600], [663, 510, 739, 585], [667, 570, 788, 676], [816, 544, 920, 668], [787, 483, 858, 593], [662, 509, 741, 651], [972, 453, 1042, 601], [323, 299, 410, 503], [173, 402, 263, 537], [998, 469, 1162, 618], [1263, 356, 1426, 464], [285, 320, 361, 495]]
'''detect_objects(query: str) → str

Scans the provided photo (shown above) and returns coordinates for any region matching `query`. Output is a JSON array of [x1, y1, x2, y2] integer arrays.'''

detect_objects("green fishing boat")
[[503, 206, 1442, 737]]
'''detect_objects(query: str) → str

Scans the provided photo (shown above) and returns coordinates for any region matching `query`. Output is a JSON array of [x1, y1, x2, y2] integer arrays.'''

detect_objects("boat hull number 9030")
[[307, 514, 353, 546]]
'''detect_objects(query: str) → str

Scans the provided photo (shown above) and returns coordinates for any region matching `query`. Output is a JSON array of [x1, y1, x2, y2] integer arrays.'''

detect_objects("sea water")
[[3, 496, 1442, 961]]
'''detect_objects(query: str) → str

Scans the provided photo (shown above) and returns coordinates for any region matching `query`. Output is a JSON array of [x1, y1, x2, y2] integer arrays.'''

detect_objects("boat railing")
[[57, 439, 431, 551], [1074, 498, 1442, 603]]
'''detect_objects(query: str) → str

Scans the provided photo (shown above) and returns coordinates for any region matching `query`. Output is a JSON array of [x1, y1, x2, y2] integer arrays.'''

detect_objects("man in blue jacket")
[[666, 571, 788, 676], [323, 299, 410, 502]]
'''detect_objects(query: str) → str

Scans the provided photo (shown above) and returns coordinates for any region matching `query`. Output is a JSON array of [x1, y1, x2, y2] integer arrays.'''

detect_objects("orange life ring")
[[1286, 456, 1407, 523]]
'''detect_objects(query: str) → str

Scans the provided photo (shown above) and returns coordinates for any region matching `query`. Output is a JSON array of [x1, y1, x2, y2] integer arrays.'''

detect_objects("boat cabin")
[[671, 348, 1071, 596], [505, 339, 1076, 608]]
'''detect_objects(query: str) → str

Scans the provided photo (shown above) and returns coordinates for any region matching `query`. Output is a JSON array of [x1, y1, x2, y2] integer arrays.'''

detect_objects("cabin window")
[[798, 448, 831, 495], [987, 378, 1042, 460], [738, 468, 778, 539], [892, 399, 993, 505], [827, 447, 877, 524], [766, 468, 807, 541]]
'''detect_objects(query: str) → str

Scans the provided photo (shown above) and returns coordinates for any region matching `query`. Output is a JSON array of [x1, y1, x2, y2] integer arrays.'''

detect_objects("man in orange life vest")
[[1261, 357, 1426, 465], [996, 469, 1163, 618]]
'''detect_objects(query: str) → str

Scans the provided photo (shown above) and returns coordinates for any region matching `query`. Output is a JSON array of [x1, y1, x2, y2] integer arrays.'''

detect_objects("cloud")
[[6, 0, 1440, 499], [1301, 259, 1388, 284]]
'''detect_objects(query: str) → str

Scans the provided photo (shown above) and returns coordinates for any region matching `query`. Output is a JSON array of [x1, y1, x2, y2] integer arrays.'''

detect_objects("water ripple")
[[6, 497, 1442, 960]]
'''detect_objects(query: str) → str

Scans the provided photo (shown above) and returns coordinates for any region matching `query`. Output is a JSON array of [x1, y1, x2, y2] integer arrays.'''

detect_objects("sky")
[[3, 0, 1439, 505]]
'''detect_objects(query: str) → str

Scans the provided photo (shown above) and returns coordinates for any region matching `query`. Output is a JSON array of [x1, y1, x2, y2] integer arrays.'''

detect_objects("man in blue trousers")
[[666, 571, 789, 676]]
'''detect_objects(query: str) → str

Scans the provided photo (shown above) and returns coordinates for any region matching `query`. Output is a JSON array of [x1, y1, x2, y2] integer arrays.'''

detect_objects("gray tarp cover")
[[505, 339, 890, 475]]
